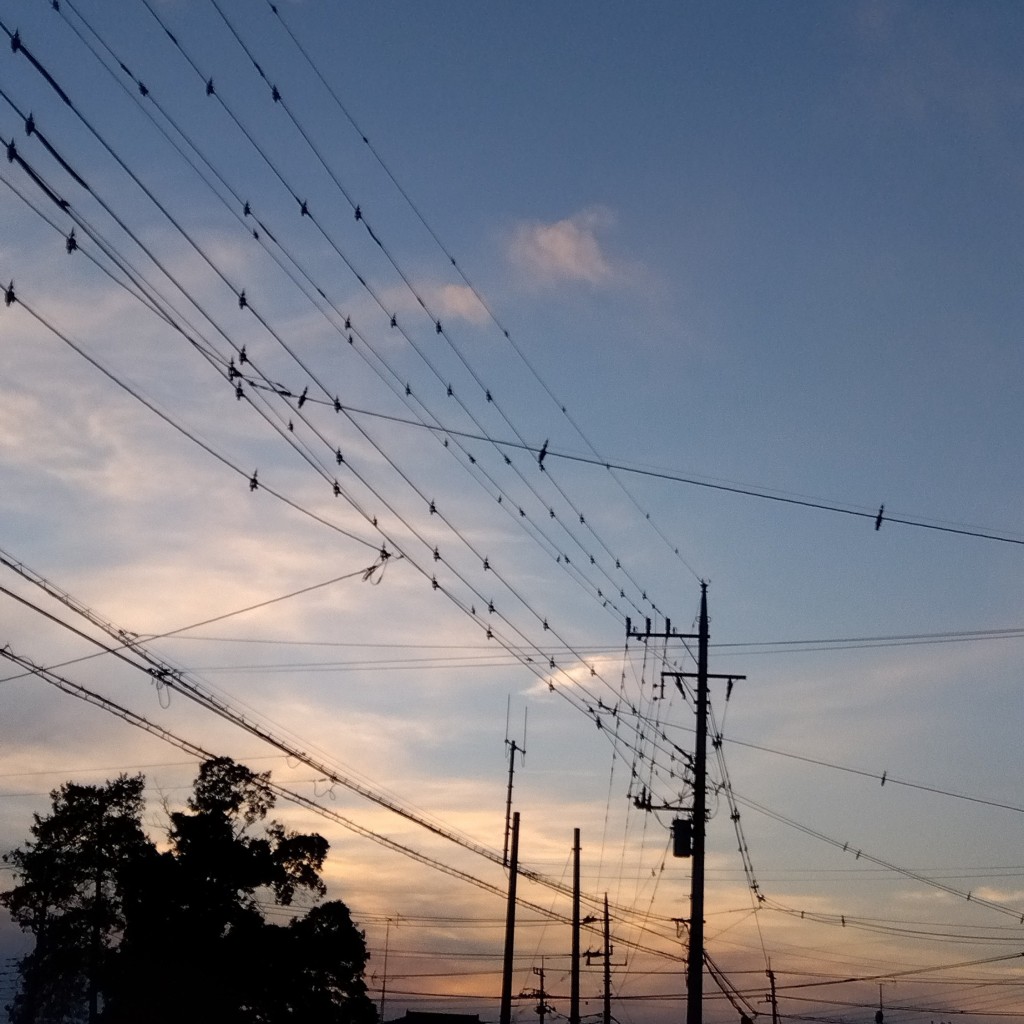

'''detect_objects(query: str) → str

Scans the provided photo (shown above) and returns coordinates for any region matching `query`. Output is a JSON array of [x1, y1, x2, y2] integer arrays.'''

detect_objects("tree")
[[0, 774, 150, 1024], [251, 900, 377, 1024], [2, 758, 377, 1024]]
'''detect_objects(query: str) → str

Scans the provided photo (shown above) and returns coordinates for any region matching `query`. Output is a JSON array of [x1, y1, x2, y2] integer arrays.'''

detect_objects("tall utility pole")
[[503, 738, 524, 867], [570, 828, 581, 1024], [585, 892, 623, 1024], [379, 918, 392, 1022], [628, 583, 744, 1024], [533, 962, 551, 1024], [500, 811, 520, 1024], [686, 584, 709, 1024], [766, 966, 779, 1024], [602, 894, 613, 1024], [503, 702, 526, 868]]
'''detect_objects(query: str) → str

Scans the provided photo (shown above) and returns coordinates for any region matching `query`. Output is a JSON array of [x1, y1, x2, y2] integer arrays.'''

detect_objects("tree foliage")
[[1, 758, 376, 1024], [1, 774, 149, 1024]]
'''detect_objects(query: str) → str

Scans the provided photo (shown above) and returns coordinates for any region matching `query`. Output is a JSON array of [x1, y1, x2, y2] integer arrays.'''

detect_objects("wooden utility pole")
[[767, 966, 779, 1024], [628, 584, 744, 1024], [503, 702, 526, 868], [503, 740, 522, 867], [570, 828, 581, 1024], [602, 894, 612, 1024], [686, 584, 709, 1024], [500, 811, 520, 1024], [379, 918, 392, 1022], [533, 962, 551, 1024], [585, 892, 621, 1024]]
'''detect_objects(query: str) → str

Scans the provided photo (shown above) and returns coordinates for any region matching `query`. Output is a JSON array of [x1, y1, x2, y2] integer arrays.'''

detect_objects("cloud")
[[507, 207, 617, 286], [433, 284, 489, 325]]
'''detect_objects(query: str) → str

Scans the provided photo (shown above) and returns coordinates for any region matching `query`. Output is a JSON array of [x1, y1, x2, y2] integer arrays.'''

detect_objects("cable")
[[0, 553, 689, 948], [279, 402, 1024, 549], [260, 0, 703, 584], [3, 24, 673, 750], [721, 735, 1024, 815], [734, 793, 1024, 923]]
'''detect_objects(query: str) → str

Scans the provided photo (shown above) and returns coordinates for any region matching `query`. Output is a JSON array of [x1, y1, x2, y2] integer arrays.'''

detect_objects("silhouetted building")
[[387, 1012, 485, 1024]]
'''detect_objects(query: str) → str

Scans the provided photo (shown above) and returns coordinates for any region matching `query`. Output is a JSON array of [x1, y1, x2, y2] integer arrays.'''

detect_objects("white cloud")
[[369, 281, 489, 330], [433, 283, 489, 325], [507, 207, 617, 286]]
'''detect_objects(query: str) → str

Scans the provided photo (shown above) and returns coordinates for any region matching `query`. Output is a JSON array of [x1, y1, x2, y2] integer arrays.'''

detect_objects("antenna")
[[503, 699, 527, 867]]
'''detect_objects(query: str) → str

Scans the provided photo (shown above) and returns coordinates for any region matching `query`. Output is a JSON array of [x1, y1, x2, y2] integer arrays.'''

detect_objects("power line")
[[722, 734, 1024, 815], [0, 645, 685, 965], [303, 402, 1024, 549], [3, 21, 678, 744], [0, 552, 687, 942], [258, 0, 703, 585]]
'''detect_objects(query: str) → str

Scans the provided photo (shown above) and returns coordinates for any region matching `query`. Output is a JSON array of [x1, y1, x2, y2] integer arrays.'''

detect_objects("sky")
[[2, 1, 1024, 1021]]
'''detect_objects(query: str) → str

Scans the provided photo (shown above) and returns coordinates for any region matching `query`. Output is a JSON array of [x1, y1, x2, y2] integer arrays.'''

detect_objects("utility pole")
[[628, 583, 744, 1024], [503, 702, 526, 868], [570, 828, 581, 1024], [603, 895, 612, 1024], [687, 584, 709, 1024], [379, 918, 393, 1023], [584, 894, 624, 1024], [504, 738, 525, 867], [766, 965, 779, 1024], [532, 962, 552, 1024], [500, 811, 520, 1024]]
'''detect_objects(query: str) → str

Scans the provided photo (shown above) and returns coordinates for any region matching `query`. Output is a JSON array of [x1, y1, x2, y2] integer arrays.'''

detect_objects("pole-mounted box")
[[672, 817, 692, 858]]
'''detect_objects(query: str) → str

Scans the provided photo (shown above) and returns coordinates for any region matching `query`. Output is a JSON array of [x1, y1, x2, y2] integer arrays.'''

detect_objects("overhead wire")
[[6, 6, 1015, 999], [235, 0, 1019, 569], [0, 77, 397, 535], [2, 33, 672, 773], [721, 735, 1024, 816], [7, 8, 682, 741], [0, 551, 690, 950], [732, 792, 1024, 923], [12, 6, 1007, 856], [210, 0, 667, 610], [0, 643, 680, 962], [709, 699, 771, 971], [714, 625, 1024, 654], [259, 0, 704, 585], [258, 402, 1024, 550], [0, 283, 375, 550], [136, 0, 677, 621]]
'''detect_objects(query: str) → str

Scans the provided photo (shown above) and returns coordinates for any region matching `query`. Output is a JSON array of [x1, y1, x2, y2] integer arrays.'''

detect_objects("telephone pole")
[[766, 966, 779, 1024], [570, 828, 581, 1024], [532, 962, 552, 1024], [602, 895, 612, 1024], [628, 583, 744, 1024], [584, 893, 623, 1024], [687, 584, 709, 1024], [500, 812, 520, 1024]]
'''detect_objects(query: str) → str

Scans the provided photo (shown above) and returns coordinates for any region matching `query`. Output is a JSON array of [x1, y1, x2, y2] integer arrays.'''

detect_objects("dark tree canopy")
[[1, 758, 377, 1024], [1, 774, 150, 1024]]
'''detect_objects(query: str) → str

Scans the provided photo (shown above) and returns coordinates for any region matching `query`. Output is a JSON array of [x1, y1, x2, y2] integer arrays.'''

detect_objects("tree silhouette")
[[2, 758, 377, 1024], [1, 774, 150, 1024]]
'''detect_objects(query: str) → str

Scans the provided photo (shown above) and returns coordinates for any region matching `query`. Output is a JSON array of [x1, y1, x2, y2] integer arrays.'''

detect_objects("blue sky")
[[2, 2, 1024, 1022]]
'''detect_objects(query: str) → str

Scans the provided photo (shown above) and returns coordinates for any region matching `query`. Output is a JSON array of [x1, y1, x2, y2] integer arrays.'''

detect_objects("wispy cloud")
[[507, 207, 617, 286], [433, 283, 490, 325]]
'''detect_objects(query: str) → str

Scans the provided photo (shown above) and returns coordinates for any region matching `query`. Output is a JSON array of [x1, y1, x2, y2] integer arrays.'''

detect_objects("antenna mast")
[[503, 700, 527, 867]]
